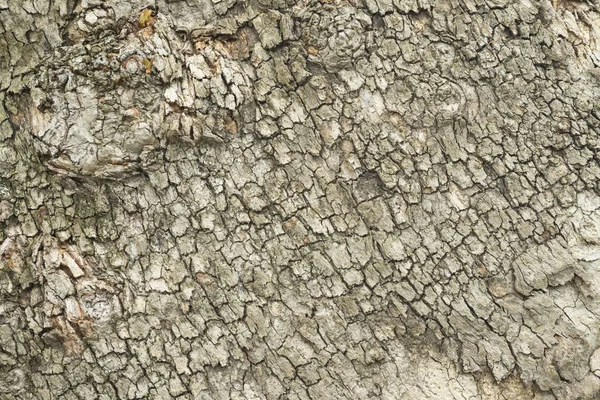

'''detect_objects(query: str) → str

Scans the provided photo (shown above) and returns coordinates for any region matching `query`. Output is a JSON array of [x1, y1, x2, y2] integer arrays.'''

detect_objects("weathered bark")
[[1, 0, 600, 398]]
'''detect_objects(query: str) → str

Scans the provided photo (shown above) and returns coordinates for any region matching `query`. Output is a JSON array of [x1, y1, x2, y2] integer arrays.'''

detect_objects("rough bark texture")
[[1, 0, 600, 398]]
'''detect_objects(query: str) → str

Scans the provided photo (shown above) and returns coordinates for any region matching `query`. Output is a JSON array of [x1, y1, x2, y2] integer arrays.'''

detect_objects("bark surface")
[[1, 0, 600, 398]]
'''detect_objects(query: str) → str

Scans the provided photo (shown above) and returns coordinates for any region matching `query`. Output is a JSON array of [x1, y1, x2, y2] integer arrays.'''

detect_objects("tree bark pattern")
[[1, 0, 600, 398]]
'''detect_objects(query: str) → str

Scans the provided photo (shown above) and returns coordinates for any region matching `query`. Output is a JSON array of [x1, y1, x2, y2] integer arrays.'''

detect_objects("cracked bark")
[[1, 0, 600, 398]]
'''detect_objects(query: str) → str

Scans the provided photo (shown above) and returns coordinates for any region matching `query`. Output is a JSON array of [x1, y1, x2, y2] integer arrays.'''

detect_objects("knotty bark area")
[[1, 0, 600, 398]]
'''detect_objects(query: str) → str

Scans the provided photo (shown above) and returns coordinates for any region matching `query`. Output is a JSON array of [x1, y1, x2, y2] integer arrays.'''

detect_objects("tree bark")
[[1, 0, 600, 398]]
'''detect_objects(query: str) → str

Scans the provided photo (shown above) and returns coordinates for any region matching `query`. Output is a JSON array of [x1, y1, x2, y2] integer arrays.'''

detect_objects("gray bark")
[[1, 0, 600, 398]]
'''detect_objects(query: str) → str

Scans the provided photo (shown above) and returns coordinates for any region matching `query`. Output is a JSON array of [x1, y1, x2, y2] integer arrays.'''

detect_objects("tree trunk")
[[1, 0, 600, 398]]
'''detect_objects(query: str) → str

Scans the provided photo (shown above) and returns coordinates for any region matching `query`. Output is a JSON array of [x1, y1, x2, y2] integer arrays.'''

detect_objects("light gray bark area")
[[1, 0, 600, 398]]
